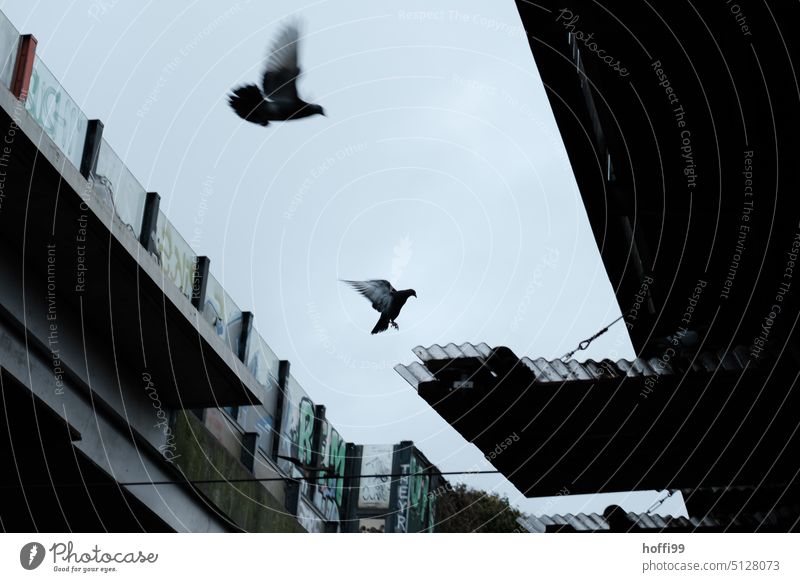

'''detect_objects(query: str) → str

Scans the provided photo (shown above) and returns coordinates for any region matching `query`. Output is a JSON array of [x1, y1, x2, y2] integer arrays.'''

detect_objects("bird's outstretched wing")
[[261, 22, 301, 103], [342, 280, 395, 313]]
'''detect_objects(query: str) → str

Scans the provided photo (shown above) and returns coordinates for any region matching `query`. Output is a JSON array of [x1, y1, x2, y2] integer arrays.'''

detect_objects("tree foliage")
[[435, 483, 523, 533]]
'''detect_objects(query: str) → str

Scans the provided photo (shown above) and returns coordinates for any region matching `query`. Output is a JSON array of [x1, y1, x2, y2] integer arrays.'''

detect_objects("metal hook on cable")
[[560, 309, 630, 362], [646, 490, 675, 515]]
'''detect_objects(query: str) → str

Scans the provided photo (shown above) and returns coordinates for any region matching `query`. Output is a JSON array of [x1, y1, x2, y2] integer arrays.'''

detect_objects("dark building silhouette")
[[397, 1, 800, 532]]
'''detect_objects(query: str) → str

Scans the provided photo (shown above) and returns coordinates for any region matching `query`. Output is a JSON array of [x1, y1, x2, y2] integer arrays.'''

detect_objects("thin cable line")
[[0, 470, 502, 489], [561, 310, 630, 361]]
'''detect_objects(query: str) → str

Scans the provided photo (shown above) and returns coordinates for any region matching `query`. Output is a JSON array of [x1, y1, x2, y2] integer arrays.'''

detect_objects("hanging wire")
[[0, 469, 503, 490], [119, 469, 501, 487], [560, 310, 630, 361]]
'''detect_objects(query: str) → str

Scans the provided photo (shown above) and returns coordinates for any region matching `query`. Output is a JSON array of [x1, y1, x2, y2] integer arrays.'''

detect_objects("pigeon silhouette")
[[228, 22, 325, 126], [341, 280, 417, 334]]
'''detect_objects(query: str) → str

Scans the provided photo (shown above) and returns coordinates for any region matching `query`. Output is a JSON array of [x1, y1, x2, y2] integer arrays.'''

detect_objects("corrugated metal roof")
[[517, 512, 719, 532], [393, 361, 434, 387], [412, 342, 493, 362], [396, 343, 751, 390]]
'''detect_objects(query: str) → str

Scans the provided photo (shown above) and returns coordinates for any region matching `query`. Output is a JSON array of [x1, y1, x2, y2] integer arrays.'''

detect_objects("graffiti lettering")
[[157, 221, 197, 298], [394, 463, 410, 533], [24, 62, 88, 167], [325, 430, 346, 506], [296, 397, 314, 465], [359, 445, 393, 509], [408, 456, 434, 532], [201, 274, 243, 349]]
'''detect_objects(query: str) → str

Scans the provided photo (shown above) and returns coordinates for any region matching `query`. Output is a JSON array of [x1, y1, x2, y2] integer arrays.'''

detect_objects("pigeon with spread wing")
[[341, 280, 417, 334], [228, 22, 325, 125]]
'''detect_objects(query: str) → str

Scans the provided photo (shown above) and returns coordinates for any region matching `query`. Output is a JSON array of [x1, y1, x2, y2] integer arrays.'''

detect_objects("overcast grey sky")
[[3, 0, 687, 518]]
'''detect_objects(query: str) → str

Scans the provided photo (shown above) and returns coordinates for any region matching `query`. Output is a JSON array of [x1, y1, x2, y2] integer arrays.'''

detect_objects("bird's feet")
[[390, 321, 399, 330]]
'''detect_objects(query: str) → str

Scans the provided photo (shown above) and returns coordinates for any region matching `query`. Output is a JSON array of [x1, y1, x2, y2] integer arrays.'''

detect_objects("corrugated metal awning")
[[395, 343, 751, 390], [517, 511, 719, 532]]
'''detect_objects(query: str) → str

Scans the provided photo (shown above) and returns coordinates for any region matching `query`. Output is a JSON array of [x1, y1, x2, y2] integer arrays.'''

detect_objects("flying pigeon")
[[228, 22, 325, 126], [341, 280, 417, 334]]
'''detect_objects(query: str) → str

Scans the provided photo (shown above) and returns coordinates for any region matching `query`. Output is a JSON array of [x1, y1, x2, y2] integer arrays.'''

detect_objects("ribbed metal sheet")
[[518, 511, 719, 532], [396, 343, 751, 389], [691, 346, 750, 373], [412, 342, 493, 362], [393, 362, 434, 387]]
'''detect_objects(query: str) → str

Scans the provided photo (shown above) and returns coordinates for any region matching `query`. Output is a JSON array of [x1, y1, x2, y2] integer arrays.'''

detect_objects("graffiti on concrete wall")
[[0, 13, 18, 89], [407, 454, 434, 532], [359, 518, 386, 533], [237, 405, 274, 459], [201, 273, 243, 352], [157, 214, 197, 300], [394, 462, 410, 533], [292, 417, 345, 523], [245, 333, 280, 390], [321, 422, 344, 502], [277, 378, 315, 476], [296, 499, 325, 533], [282, 395, 314, 467], [24, 57, 88, 168], [388, 450, 438, 533], [358, 444, 393, 509], [93, 140, 147, 234], [254, 414, 274, 455], [295, 396, 315, 465], [277, 378, 348, 523]]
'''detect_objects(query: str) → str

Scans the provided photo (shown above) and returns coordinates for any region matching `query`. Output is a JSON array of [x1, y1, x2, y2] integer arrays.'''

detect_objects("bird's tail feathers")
[[228, 85, 269, 125], [371, 314, 390, 335]]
